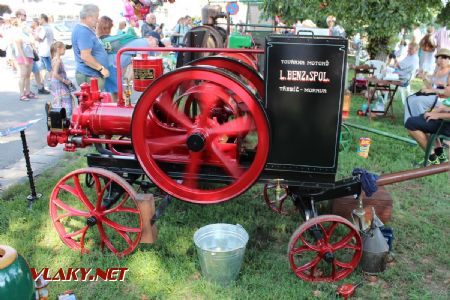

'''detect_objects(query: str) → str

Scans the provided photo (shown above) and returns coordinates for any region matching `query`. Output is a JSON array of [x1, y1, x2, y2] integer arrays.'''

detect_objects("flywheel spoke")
[[209, 115, 254, 137], [211, 142, 243, 179], [157, 91, 193, 129], [183, 151, 202, 188], [146, 134, 188, 154]]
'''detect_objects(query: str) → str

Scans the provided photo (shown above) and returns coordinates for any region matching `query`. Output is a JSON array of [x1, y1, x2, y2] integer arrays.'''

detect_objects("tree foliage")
[[261, 0, 445, 57]]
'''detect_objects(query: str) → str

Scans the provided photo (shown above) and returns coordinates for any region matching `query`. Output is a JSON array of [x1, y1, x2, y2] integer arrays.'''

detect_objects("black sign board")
[[264, 35, 347, 182]]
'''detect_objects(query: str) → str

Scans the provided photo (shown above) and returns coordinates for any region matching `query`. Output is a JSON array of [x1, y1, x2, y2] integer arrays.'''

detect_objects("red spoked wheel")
[[288, 215, 362, 282], [132, 66, 270, 204], [50, 168, 142, 257], [263, 182, 293, 215], [189, 56, 265, 99]]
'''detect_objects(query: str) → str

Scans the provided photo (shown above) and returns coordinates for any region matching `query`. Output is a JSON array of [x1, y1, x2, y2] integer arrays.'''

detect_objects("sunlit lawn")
[[0, 62, 449, 299]]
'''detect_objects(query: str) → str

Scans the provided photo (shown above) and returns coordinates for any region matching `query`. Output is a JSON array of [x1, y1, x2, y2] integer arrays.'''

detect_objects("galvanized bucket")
[[193, 223, 249, 285]]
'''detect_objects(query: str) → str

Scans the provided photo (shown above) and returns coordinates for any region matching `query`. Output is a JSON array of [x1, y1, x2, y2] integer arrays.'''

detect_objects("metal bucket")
[[193, 224, 249, 285]]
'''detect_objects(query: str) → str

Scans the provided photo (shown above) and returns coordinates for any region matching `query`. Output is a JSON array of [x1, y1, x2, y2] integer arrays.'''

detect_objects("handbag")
[[32, 49, 39, 62]]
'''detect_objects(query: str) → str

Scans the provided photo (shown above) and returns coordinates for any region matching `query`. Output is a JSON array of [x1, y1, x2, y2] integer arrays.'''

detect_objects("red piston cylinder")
[[73, 103, 134, 136], [132, 54, 163, 91]]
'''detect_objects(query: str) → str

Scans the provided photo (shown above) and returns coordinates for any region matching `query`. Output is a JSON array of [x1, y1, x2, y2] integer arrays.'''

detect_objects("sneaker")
[[415, 156, 440, 167], [437, 152, 448, 163], [38, 87, 50, 95]]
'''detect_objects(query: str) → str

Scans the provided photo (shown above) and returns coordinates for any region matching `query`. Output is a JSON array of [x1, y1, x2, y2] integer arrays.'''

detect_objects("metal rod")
[[377, 163, 449, 186], [344, 122, 417, 145], [20, 130, 41, 208], [116, 47, 264, 105], [82, 137, 132, 145], [216, 22, 293, 29]]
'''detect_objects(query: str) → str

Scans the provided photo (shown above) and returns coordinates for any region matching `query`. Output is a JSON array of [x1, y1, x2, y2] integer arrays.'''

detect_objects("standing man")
[[72, 4, 109, 90], [141, 13, 159, 38], [37, 13, 53, 86]]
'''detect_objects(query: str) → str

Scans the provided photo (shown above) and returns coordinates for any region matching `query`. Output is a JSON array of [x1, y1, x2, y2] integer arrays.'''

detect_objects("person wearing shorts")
[[405, 106, 450, 165], [37, 13, 53, 90]]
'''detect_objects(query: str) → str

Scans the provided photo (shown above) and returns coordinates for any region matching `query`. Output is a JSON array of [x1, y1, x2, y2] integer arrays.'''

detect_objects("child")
[[49, 41, 73, 117]]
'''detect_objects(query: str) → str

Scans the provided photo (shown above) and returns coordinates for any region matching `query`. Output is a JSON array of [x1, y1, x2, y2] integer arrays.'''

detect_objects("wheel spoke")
[[331, 230, 356, 251], [183, 151, 202, 188], [102, 217, 141, 233], [298, 233, 322, 252], [291, 245, 314, 255], [339, 243, 361, 251], [96, 223, 118, 254], [104, 206, 139, 215], [72, 176, 95, 211], [210, 143, 243, 179], [94, 174, 111, 211], [209, 115, 254, 137], [115, 230, 133, 249], [296, 255, 321, 273], [79, 226, 88, 252], [326, 222, 339, 243], [63, 225, 89, 239], [331, 259, 337, 278], [146, 134, 188, 154], [334, 259, 354, 269], [156, 91, 193, 129], [52, 198, 90, 217], [102, 192, 131, 214]]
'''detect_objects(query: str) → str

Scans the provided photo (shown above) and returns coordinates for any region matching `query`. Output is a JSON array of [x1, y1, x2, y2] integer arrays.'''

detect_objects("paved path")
[[0, 52, 75, 192]]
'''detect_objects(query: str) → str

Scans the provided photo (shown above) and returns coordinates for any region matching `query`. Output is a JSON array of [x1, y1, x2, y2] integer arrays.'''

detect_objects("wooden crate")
[[331, 186, 393, 224]]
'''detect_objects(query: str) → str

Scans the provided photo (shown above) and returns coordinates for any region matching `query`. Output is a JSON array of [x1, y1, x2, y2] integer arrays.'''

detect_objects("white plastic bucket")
[[193, 223, 249, 285]]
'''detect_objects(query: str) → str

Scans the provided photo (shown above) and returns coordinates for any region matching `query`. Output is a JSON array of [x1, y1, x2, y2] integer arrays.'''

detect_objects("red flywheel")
[[288, 215, 362, 282], [132, 66, 270, 204], [50, 168, 142, 256]]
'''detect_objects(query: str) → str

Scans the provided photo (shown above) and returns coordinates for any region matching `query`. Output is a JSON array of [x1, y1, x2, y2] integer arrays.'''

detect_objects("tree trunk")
[[367, 36, 390, 61]]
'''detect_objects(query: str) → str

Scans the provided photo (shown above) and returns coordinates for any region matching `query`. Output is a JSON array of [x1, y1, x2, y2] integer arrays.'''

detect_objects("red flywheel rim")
[[132, 66, 270, 204]]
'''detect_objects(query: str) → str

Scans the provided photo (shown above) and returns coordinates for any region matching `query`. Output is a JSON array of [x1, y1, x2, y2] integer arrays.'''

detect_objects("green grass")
[[1, 74, 449, 299]]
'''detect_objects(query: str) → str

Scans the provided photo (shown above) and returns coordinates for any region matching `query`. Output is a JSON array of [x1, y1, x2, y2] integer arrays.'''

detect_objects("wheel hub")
[[86, 216, 97, 227], [187, 132, 206, 152], [324, 251, 334, 263]]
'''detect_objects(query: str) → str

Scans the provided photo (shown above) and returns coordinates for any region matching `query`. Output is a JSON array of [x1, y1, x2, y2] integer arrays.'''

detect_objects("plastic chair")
[[423, 120, 450, 166], [399, 66, 418, 105], [365, 60, 386, 78]]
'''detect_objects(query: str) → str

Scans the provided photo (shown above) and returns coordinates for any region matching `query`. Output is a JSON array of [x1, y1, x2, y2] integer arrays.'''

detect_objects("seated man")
[[405, 104, 450, 165], [392, 42, 419, 85]]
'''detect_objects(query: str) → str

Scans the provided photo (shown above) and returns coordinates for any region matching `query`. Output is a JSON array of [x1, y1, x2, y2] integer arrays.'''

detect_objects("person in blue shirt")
[[72, 4, 109, 90]]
